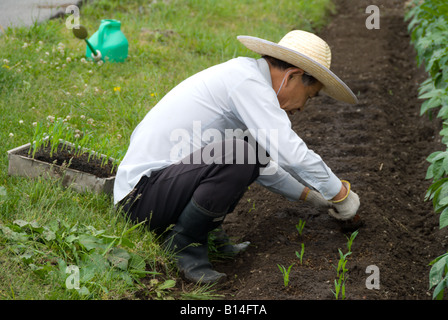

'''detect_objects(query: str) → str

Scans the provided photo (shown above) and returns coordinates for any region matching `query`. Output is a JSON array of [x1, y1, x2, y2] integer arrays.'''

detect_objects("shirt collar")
[[256, 58, 272, 87]]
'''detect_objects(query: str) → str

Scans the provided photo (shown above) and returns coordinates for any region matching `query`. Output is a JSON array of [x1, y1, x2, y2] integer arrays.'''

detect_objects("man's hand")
[[303, 188, 333, 208], [328, 180, 360, 221]]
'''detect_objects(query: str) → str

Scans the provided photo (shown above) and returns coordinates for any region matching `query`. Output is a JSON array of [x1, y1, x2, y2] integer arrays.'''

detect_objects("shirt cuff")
[[319, 173, 343, 200], [255, 161, 305, 201]]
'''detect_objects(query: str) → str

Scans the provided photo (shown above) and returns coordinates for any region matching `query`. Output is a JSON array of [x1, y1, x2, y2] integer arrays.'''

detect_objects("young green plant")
[[331, 230, 359, 300], [277, 263, 294, 287], [28, 119, 124, 173], [295, 219, 306, 236], [0, 218, 156, 298], [332, 249, 351, 300], [346, 230, 358, 252], [406, 0, 448, 300], [295, 243, 305, 265]]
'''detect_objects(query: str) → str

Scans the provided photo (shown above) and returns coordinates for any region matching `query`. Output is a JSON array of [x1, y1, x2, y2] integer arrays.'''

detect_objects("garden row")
[[406, 0, 448, 300], [0, 0, 337, 300]]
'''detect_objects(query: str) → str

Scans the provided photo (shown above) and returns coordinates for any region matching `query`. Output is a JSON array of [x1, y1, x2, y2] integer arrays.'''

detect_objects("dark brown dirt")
[[19, 0, 448, 301], [211, 0, 448, 300], [19, 143, 116, 178]]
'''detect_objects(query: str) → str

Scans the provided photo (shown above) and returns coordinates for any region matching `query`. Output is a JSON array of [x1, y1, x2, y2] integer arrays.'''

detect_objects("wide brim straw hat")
[[237, 30, 358, 104]]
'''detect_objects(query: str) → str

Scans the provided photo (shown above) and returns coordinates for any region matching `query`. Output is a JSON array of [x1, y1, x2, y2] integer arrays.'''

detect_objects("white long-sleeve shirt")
[[113, 57, 342, 204]]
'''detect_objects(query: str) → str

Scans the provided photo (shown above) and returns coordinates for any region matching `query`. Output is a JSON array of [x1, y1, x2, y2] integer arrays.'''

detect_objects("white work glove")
[[328, 180, 360, 221], [303, 189, 333, 208]]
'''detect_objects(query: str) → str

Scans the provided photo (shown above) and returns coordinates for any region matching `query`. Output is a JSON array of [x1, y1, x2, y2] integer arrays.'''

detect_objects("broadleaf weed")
[[406, 0, 448, 299], [0, 218, 156, 298]]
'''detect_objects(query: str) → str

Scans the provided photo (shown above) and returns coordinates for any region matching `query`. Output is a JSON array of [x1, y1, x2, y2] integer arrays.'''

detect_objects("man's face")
[[277, 71, 323, 116]]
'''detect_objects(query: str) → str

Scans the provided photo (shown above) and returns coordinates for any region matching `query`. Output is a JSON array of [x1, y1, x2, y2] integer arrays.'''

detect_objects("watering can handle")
[[97, 21, 110, 48]]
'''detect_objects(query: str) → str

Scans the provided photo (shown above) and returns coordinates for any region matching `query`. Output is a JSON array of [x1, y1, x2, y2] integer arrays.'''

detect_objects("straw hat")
[[237, 30, 358, 104]]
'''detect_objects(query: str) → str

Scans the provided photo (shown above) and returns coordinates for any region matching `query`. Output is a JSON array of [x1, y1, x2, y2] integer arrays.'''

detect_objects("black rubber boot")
[[211, 228, 250, 256], [164, 199, 227, 284]]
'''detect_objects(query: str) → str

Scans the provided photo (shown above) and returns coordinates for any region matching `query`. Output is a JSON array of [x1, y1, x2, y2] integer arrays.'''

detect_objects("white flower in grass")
[[19, 120, 24, 124], [9, 133, 14, 137]]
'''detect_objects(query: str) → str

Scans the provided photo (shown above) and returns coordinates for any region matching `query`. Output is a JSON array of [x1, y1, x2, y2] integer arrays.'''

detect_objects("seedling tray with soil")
[[7, 141, 116, 195]]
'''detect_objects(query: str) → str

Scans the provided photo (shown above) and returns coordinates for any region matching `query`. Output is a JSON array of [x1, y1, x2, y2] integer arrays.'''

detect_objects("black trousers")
[[119, 139, 266, 234]]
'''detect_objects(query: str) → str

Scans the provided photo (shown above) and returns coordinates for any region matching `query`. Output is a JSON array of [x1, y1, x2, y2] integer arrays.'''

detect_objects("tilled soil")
[[213, 0, 448, 300], [28, 0, 448, 301]]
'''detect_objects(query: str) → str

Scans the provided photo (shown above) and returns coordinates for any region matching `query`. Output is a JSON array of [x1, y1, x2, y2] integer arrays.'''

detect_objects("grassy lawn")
[[0, 0, 335, 300]]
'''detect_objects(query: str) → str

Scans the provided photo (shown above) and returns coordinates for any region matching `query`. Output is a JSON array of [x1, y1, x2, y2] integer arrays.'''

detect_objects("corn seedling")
[[332, 249, 351, 300], [28, 122, 46, 159], [277, 263, 294, 287], [331, 230, 358, 300], [28, 120, 124, 173], [295, 243, 305, 265], [247, 199, 256, 213], [295, 219, 306, 236], [346, 230, 358, 252], [333, 275, 345, 300]]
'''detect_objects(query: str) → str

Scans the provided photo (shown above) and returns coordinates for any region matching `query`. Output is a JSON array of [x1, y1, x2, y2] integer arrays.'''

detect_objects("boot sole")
[[181, 270, 227, 285]]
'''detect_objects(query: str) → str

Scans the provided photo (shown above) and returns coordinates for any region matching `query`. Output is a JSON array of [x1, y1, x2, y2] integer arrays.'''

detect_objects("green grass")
[[0, 0, 335, 300]]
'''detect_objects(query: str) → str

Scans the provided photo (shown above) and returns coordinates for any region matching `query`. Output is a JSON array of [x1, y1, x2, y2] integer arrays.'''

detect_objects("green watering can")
[[84, 19, 128, 63]]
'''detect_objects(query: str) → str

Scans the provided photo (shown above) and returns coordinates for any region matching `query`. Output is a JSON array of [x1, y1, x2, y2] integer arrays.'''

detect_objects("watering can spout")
[[86, 19, 128, 63]]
